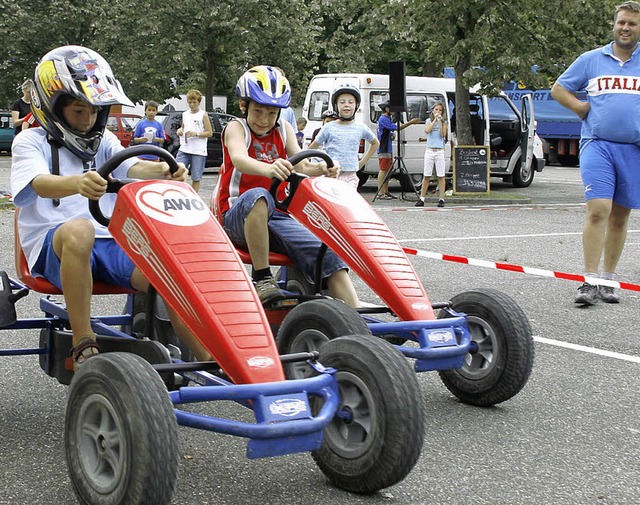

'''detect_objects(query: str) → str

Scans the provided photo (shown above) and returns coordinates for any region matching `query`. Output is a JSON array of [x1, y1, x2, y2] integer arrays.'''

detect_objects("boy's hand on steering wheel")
[[162, 162, 188, 182], [268, 159, 293, 181], [78, 171, 108, 200], [326, 160, 340, 178]]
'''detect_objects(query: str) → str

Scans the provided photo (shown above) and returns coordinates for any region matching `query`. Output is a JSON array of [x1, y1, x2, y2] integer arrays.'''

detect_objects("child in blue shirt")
[[132, 100, 166, 161], [309, 84, 379, 189]]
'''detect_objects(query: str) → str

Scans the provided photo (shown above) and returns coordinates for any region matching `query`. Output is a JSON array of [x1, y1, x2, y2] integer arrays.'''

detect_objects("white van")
[[301, 73, 545, 189]]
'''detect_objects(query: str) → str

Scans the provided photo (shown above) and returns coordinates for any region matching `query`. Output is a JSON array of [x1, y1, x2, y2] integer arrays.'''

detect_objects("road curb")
[[365, 195, 533, 206]]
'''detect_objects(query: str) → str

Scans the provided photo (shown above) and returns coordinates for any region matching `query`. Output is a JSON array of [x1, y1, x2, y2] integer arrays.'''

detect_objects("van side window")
[[309, 91, 330, 120], [406, 94, 447, 122], [370, 92, 389, 122]]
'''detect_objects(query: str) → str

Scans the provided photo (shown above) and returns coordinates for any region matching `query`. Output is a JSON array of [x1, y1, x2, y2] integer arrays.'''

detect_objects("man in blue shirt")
[[376, 101, 419, 199], [552, 0, 640, 306]]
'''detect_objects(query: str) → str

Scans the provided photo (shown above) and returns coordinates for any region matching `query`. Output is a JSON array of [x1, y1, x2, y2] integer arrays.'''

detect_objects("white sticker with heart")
[[135, 182, 210, 226]]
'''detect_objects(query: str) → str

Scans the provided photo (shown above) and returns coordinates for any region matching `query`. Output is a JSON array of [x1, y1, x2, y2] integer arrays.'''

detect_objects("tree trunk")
[[204, 46, 217, 112], [454, 53, 472, 146]]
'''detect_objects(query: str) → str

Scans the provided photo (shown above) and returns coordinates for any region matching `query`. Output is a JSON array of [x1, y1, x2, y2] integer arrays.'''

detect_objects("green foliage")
[[0, 0, 621, 120]]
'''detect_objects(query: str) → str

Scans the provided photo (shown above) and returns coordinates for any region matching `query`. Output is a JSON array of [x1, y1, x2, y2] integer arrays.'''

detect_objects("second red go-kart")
[[214, 150, 535, 408], [0, 146, 425, 504]]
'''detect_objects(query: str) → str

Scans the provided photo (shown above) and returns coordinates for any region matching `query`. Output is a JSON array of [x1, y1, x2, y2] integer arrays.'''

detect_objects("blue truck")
[[502, 82, 582, 167]]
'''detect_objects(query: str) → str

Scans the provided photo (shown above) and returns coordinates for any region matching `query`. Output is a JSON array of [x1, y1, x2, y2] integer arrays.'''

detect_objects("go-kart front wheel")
[[312, 334, 424, 493], [438, 288, 534, 406], [276, 298, 371, 379], [65, 353, 179, 505]]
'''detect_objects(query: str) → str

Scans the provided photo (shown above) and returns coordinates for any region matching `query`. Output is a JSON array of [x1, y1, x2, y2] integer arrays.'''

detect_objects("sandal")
[[383, 193, 398, 199], [70, 336, 100, 371], [378, 193, 393, 200]]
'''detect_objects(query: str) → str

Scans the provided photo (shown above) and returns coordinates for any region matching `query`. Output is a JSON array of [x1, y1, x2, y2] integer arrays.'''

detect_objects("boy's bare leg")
[[244, 198, 270, 270], [192, 180, 201, 193], [53, 219, 97, 348], [326, 269, 359, 308]]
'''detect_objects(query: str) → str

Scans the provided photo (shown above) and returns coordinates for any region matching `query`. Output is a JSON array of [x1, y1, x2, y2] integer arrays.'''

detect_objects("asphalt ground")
[[0, 154, 638, 504]]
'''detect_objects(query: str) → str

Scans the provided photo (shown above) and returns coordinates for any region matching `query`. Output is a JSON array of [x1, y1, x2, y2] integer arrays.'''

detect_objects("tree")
[[352, 0, 619, 144], [0, 0, 97, 108]]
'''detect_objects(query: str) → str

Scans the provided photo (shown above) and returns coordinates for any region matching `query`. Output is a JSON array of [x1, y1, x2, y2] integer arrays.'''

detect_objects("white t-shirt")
[[178, 109, 208, 156], [11, 128, 136, 271]]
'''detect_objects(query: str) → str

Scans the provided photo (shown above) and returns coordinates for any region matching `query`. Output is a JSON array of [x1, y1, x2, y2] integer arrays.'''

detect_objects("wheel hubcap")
[[76, 394, 126, 493], [287, 329, 331, 379], [324, 371, 377, 459], [460, 315, 499, 379]]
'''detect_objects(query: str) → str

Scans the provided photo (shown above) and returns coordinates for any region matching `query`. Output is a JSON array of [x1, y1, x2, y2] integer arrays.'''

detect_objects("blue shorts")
[[222, 187, 348, 282], [176, 151, 206, 182], [580, 140, 640, 208], [32, 226, 136, 291]]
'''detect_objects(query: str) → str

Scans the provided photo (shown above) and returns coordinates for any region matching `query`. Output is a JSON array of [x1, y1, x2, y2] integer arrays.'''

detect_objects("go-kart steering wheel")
[[89, 145, 180, 227], [268, 149, 334, 212]]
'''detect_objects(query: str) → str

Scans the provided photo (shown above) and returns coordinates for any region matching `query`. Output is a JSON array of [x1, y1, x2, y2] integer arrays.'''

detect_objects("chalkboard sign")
[[453, 146, 490, 193]]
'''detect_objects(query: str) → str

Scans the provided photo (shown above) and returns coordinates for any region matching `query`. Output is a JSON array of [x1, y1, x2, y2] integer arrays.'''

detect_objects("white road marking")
[[534, 336, 640, 364], [399, 230, 640, 242]]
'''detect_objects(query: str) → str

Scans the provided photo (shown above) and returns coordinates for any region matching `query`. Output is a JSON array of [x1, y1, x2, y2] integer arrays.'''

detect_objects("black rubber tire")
[[276, 299, 371, 379], [312, 334, 424, 493], [512, 157, 534, 187], [437, 288, 534, 406], [275, 265, 317, 296], [65, 353, 179, 505]]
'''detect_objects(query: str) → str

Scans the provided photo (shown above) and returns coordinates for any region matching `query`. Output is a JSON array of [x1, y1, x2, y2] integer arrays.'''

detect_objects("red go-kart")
[[211, 150, 534, 408], [0, 146, 425, 504]]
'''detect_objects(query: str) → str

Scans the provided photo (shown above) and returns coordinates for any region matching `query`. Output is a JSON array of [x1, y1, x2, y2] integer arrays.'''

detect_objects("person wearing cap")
[[310, 109, 339, 144], [376, 100, 420, 199]]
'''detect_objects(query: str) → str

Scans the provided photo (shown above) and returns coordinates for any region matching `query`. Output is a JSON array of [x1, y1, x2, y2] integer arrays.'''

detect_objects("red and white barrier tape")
[[402, 247, 640, 292]]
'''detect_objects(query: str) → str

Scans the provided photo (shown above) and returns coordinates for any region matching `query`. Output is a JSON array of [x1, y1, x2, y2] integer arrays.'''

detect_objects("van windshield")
[[308, 91, 330, 120], [369, 92, 448, 123]]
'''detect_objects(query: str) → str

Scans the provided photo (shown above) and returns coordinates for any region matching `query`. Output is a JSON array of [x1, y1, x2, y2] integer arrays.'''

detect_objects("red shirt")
[[217, 119, 287, 215]]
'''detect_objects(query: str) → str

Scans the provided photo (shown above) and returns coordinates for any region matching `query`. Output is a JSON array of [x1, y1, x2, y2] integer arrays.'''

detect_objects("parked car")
[[107, 113, 142, 147], [0, 111, 14, 154], [159, 111, 237, 169]]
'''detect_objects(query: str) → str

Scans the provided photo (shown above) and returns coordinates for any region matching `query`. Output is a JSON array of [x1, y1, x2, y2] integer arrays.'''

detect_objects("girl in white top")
[[176, 89, 213, 193]]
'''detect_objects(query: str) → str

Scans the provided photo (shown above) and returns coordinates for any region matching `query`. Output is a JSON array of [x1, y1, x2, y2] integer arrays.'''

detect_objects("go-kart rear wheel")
[[65, 353, 178, 505], [312, 334, 424, 493], [276, 298, 371, 379], [438, 288, 534, 406]]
